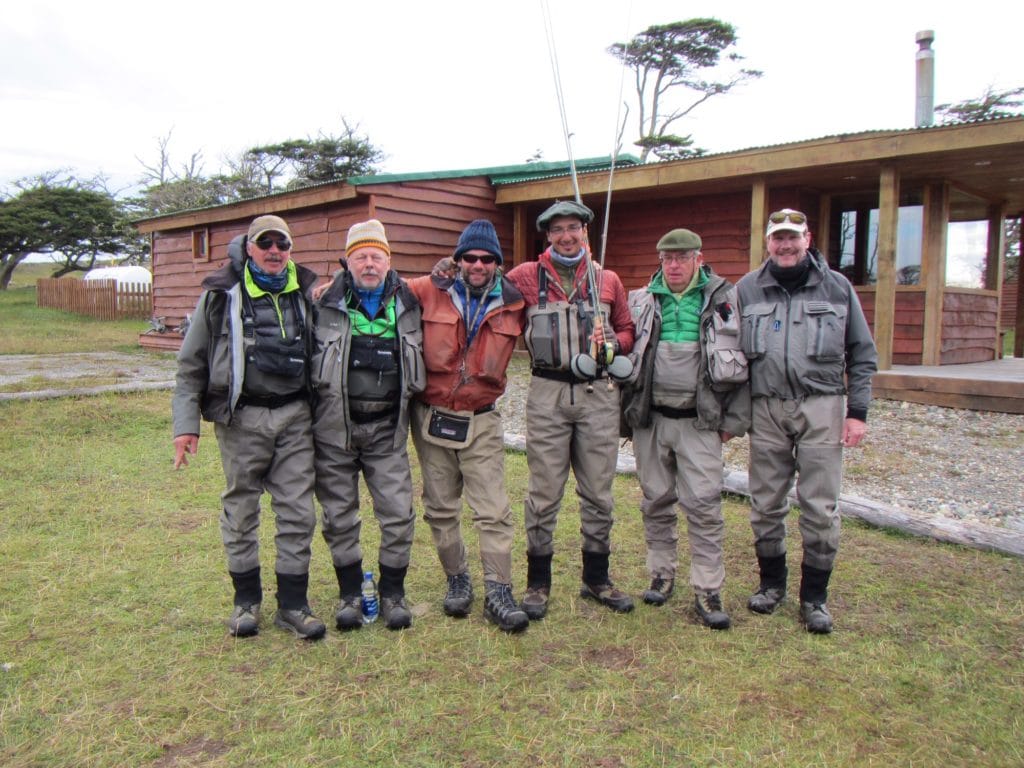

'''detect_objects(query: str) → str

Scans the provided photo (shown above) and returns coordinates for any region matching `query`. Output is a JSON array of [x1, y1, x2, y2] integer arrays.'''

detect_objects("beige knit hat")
[[345, 219, 390, 258]]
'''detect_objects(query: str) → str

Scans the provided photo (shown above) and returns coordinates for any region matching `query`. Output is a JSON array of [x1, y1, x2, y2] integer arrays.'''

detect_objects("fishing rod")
[[540, 0, 633, 390]]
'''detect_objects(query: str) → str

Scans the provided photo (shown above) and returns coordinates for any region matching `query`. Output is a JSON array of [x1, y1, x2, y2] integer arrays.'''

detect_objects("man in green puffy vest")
[[621, 228, 750, 629]]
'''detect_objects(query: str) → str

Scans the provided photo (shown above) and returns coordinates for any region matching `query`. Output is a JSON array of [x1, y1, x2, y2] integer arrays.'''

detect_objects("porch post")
[[749, 178, 768, 271], [921, 183, 950, 365], [512, 204, 530, 269], [874, 166, 900, 370], [986, 204, 1007, 359]]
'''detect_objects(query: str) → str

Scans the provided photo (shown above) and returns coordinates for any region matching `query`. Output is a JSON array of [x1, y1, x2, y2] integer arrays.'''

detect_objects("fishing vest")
[[524, 264, 612, 371], [241, 288, 307, 398], [347, 298, 400, 422]]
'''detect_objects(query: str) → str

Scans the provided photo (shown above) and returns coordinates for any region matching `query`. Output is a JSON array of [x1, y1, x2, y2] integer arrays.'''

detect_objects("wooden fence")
[[36, 278, 153, 320]]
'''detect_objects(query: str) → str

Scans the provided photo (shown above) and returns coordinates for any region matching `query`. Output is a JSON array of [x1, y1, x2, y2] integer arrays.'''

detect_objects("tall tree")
[[935, 85, 1024, 123], [0, 174, 127, 289], [246, 119, 384, 187], [608, 19, 761, 162]]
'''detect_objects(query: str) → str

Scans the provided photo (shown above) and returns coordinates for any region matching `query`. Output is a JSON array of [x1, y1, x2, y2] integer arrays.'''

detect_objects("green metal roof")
[[347, 155, 641, 186]]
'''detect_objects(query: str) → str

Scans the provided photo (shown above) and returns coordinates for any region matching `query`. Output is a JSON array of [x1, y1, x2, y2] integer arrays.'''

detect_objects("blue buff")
[[247, 260, 288, 292]]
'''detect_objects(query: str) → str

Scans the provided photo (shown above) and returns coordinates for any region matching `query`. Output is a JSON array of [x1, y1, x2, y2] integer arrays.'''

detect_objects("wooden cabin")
[[137, 118, 1024, 372]]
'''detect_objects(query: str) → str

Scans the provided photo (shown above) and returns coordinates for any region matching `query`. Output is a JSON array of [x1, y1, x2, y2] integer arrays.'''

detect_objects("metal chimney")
[[915, 30, 935, 126]]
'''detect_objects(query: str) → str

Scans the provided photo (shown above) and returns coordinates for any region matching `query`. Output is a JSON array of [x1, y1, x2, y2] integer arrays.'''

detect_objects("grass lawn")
[[1, 275, 1022, 766], [1, 391, 1022, 767]]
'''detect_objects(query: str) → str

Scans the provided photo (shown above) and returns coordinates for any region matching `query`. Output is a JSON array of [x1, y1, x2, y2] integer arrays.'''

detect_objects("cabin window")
[[836, 206, 923, 286], [192, 229, 209, 262], [946, 220, 988, 289]]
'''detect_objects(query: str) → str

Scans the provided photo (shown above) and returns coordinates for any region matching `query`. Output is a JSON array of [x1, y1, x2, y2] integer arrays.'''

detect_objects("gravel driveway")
[[4, 350, 1022, 539]]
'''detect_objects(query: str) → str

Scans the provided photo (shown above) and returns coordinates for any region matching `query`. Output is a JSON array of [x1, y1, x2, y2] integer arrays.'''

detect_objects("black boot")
[[799, 563, 833, 634], [227, 566, 262, 637], [483, 581, 529, 633], [334, 562, 363, 631], [521, 553, 553, 620], [379, 563, 412, 630], [579, 551, 634, 613], [273, 572, 326, 640], [748, 554, 787, 614]]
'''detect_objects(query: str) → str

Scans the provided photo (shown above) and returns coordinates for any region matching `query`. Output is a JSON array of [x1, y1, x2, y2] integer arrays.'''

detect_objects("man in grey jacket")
[[737, 208, 878, 634], [172, 214, 325, 640], [621, 228, 749, 629], [311, 219, 425, 631]]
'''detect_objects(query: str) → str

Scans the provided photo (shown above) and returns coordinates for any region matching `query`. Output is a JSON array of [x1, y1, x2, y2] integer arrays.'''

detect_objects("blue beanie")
[[454, 219, 503, 265]]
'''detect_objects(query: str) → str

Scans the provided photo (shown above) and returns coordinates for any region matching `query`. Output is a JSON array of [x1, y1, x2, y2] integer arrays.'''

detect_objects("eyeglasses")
[[254, 236, 292, 251], [661, 252, 698, 264], [548, 224, 583, 235], [459, 254, 497, 265], [768, 210, 807, 225]]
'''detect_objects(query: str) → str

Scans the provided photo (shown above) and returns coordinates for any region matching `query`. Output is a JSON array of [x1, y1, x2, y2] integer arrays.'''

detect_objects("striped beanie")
[[346, 219, 390, 258]]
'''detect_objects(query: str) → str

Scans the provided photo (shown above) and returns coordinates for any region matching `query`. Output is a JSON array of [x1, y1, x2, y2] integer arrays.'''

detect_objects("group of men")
[[172, 201, 876, 640]]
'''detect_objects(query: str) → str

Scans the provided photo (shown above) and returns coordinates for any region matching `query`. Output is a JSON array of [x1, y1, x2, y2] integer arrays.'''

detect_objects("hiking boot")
[[580, 582, 634, 613], [748, 585, 786, 615], [694, 591, 731, 630], [335, 596, 362, 631], [443, 572, 473, 617], [273, 606, 326, 640], [520, 586, 550, 620], [800, 601, 833, 634], [642, 577, 675, 606], [227, 603, 260, 637], [483, 582, 529, 633], [381, 596, 413, 630]]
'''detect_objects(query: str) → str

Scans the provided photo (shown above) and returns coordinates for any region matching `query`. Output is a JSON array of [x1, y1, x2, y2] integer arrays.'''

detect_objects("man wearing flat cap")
[[407, 219, 531, 633], [503, 200, 636, 619], [737, 208, 877, 634], [310, 219, 425, 631], [173, 214, 326, 640], [621, 228, 749, 629]]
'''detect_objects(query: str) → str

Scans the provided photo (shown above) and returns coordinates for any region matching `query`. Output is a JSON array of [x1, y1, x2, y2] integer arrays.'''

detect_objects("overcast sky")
[[2, 1, 1021, 195]]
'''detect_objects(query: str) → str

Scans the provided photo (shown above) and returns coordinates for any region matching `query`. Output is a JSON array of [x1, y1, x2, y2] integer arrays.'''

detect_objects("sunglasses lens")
[[461, 255, 495, 265], [256, 237, 291, 250], [769, 211, 806, 225]]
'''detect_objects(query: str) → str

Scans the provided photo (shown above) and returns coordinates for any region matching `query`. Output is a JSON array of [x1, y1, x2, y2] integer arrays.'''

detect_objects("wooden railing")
[[36, 278, 153, 320]]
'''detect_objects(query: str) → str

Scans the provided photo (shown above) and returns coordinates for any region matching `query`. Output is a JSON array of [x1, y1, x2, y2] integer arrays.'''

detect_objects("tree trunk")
[[0, 252, 30, 290]]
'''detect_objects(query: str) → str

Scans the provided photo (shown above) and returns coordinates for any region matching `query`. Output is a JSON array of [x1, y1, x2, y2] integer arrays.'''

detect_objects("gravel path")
[[496, 358, 1024, 533], [4, 351, 1022, 534]]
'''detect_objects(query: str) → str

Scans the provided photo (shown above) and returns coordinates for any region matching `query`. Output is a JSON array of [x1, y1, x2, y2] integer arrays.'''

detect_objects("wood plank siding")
[[143, 176, 510, 350], [941, 290, 1000, 364]]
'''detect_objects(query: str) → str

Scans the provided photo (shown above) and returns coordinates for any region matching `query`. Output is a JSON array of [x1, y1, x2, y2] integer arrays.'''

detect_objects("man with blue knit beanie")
[[621, 228, 750, 629], [408, 219, 531, 633], [311, 219, 425, 631]]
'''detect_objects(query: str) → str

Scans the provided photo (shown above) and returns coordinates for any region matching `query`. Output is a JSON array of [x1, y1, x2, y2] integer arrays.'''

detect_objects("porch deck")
[[873, 358, 1024, 414]]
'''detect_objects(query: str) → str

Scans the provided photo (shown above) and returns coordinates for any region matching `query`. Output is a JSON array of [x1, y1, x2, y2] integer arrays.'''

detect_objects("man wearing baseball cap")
[[621, 228, 749, 629], [173, 213, 326, 640], [736, 208, 877, 633]]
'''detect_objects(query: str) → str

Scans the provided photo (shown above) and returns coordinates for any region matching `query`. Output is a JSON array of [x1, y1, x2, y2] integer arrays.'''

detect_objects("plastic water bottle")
[[360, 571, 379, 624]]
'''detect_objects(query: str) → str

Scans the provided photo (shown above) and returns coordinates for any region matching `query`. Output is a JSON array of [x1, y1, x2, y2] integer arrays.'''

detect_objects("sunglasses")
[[459, 254, 497, 265], [254, 236, 292, 251], [768, 210, 807, 225]]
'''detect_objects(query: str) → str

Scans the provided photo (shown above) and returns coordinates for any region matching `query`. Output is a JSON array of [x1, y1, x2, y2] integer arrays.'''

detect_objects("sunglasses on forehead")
[[769, 210, 807, 225], [254, 235, 292, 251], [458, 254, 497, 265]]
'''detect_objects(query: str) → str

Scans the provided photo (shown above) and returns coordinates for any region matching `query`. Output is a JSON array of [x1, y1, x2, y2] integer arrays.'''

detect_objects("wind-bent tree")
[[608, 18, 761, 162], [935, 85, 1024, 123], [246, 119, 384, 188], [0, 174, 127, 289]]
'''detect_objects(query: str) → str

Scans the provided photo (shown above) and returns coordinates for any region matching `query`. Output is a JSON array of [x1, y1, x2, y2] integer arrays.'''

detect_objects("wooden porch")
[[872, 357, 1024, 413]]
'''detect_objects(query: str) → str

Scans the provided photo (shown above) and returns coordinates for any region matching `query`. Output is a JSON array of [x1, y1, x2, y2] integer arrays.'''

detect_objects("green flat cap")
[[656, 228, 702, 251], [536, 200, 594, 231]]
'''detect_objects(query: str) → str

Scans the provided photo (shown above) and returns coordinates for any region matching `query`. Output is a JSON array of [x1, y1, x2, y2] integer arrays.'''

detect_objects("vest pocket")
[[804, 301, 847, 361], [740, 303, 776, 359]]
